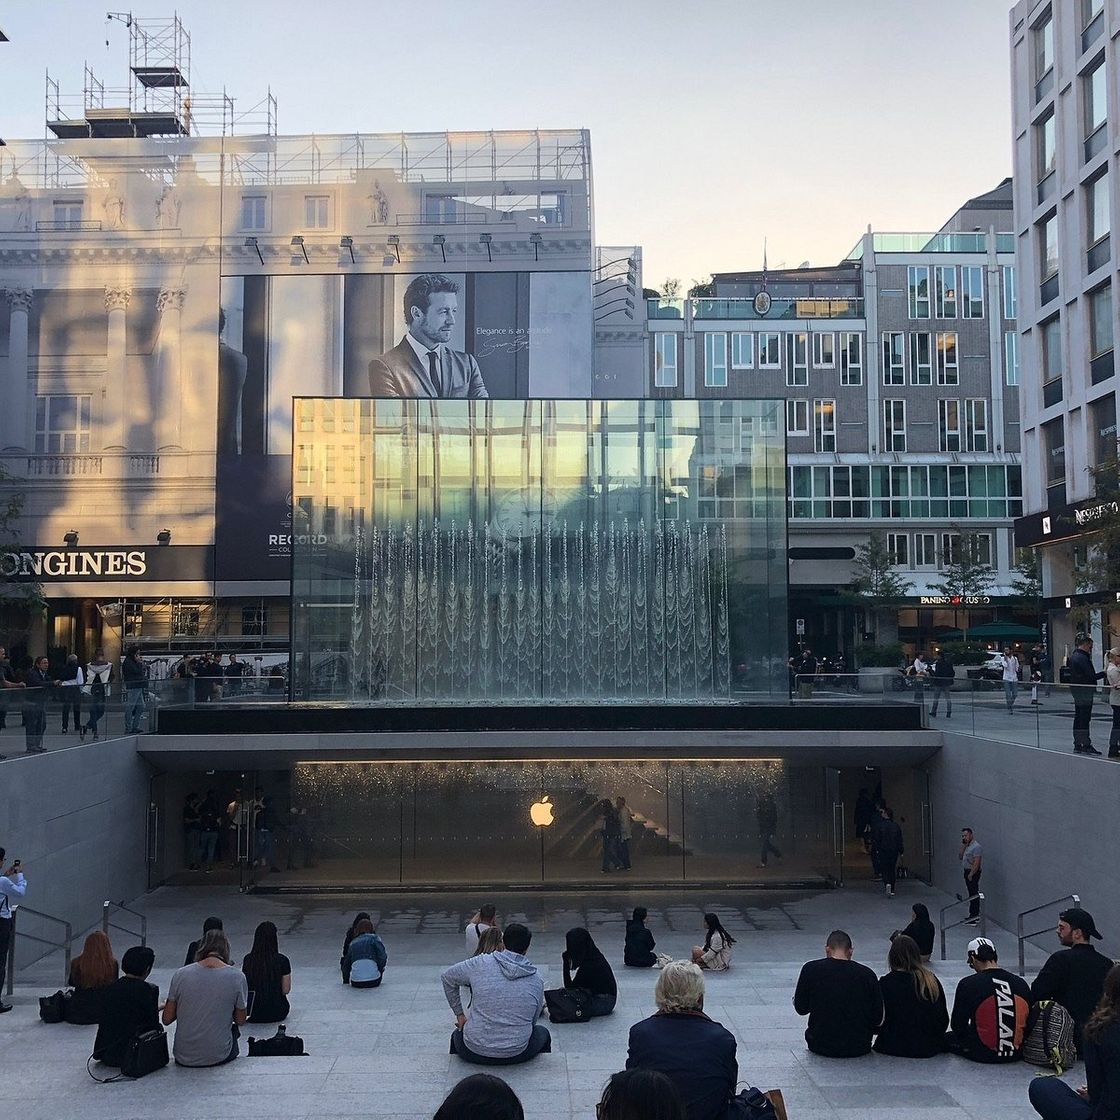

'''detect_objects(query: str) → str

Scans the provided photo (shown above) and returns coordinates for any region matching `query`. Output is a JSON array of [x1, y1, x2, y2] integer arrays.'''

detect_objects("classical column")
[[155, 286, 187, 450], [103, 285, 132, 450], [3, 287, 32, 451]]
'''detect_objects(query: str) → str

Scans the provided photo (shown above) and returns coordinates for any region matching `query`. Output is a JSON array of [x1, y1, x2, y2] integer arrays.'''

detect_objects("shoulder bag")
[[544, 986, 594, 1023], [248, 1025, 306, 1056], [87, 1026, 169, 1082], [39, 989, 70, 1023]]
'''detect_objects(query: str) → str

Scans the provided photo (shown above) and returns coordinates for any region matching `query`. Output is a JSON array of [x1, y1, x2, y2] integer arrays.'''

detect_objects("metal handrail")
[[939, 893, 986, 960], [1017, 893, 1079, 976], [5, 905, 73, 997], [101, 900, 147, 947]]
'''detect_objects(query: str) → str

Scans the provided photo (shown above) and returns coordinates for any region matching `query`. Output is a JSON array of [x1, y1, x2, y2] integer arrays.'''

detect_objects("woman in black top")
[[562, 927, 617, 1016], [625, 906, 657, 968], [242, 920, 291, 1023], [897, 902, 936, 961], [874, 934, 948, 1058], [93, 946, 160, 1067], [67, 930, 119, 1025], [1030, 962, 1120, 1120]]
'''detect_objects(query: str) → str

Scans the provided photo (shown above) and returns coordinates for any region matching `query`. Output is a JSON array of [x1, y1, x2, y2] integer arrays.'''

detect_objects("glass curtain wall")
[[290, 398, 786, 702]]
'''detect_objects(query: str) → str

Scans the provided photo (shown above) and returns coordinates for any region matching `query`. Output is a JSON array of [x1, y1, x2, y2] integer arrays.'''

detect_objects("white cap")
[[966, 936, 996, 958]]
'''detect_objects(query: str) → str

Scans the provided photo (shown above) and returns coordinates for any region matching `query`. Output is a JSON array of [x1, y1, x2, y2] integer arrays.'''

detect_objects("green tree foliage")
[[929, 530, 995, 644], [844, 532, 913, 644]]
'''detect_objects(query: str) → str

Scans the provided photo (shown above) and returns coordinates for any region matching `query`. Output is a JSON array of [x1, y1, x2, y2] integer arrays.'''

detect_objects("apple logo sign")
[[530, 796, 555, 827]]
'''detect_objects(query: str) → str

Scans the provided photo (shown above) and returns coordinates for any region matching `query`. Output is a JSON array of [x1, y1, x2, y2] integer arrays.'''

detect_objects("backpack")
[[1022, 1000, 1077, 1073]]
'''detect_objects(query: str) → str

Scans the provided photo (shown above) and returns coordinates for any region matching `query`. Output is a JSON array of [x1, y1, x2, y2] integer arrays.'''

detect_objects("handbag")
[[39, 989, 70, 1023], [727, 1087, 786, 1120], [248, 1024, 306, 1056], [544, 986, 594, 1023], [87, 1027, 169, 1082]]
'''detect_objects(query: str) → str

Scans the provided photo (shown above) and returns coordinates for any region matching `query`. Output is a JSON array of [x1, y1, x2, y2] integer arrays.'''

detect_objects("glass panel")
[[292, 398, 787, 702]]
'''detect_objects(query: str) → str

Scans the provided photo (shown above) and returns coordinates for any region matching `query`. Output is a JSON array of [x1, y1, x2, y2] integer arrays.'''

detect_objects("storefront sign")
[[1, 545, 213, 582], [918, 595, 993, 606]]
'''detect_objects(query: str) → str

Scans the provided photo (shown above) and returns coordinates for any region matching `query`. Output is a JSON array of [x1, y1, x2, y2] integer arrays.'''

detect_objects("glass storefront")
[[290, 398, 787, 702]]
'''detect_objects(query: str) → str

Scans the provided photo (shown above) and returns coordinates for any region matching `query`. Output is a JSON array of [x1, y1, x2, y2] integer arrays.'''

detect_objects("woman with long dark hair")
[[624, 906, 657, 968], [433, 1074, 524, 1120], [874, 934, 947, 1058], [597, 1069, 686, 1120], [1029, 962, 1120, 1120], [897, 903, 936, 961], [241, 919, 291, 1022], [66, 930, 119, 1023], [691, 913, 736, 971], [560, 927, 617, 1016], [340, 911, 371, 981]]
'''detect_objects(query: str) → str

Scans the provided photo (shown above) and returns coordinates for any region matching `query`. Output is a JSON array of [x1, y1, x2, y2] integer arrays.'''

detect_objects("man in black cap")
[[946, 937, 1032, 1063], [1030, 907, 1112, 1053]]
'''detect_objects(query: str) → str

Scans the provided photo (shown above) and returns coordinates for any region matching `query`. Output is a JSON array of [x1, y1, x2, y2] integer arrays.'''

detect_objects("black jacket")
[[1031, 944, 1114, 1050], [122, 657, 147, 687], [1083, 1020, 1120, 1120], [92, 976, 160, 1066], [624, 919, 657, 967], [627, 1011, 737, 1120], [1068, 648, 1103, 695], [793, 956, 884, 1057], [949, 967, 1032, 1062], [564, 947, 616, 999], [899, 917, 936, 958], [873, 819, 904, 856], [874, 970, 948, 1058]]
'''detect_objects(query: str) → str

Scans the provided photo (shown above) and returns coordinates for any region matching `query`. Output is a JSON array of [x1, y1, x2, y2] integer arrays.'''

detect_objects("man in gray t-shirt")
[[163, 959, 248, 1066], [959, 827, 983, 924]]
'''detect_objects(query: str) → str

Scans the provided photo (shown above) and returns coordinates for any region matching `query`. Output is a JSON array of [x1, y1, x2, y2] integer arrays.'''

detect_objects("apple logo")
[[530, 796, 555, 827]]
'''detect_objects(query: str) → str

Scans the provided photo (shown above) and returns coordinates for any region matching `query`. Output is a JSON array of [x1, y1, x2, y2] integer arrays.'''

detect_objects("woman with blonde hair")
[[65, 930, 119, 1024], [1105, 647, 1120, 758], [625, 961, 737, 1120], [473, 927, 504, 955], [873, 933, 947, 1058]]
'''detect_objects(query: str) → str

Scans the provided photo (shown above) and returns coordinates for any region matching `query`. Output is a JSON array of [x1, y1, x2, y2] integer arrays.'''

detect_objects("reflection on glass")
[[291, 398, 786, 702]]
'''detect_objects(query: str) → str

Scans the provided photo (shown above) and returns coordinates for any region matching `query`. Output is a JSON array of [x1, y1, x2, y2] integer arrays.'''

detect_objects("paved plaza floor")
[[3, 879, 1069, 1120]]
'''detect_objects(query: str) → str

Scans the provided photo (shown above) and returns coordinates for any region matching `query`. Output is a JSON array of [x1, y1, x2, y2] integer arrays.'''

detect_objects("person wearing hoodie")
[[625, 907, 657, 968], [440, 921, 550, 1065]]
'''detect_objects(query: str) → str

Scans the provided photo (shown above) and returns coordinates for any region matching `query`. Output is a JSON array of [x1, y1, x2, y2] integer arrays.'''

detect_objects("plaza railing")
[[1017, 893, 1080, 976]]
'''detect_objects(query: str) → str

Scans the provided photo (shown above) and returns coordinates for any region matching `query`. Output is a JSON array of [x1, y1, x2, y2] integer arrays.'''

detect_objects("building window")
[[908, 265, 931, 319], [172, 604, 201, 637], [730, 332, 754, 369], [1003, 266, 1017, 319], [1086, 55, 1107, 138], [242, 604, 268, 636], [1005, 331, 1020, 386], [938, 399, 962, 452], [915, 533, 937, 568], [704, 332, 728, 387], [304, 195, 330, 229], [1041, 315, 1063, 387], [52, 200, 82, 226], [1088, 171, 1110, 246], [786, 399, 809, 436], [1037, 110, 1056, 182], [1043, 416, 1065, 489], [941, 532, 992, 568], [757, 332, 781, 369], [240, 194, 267, 231], [962, 265, 985, 319], [813, 399, 836, 453], [909, 332, 932, 386], [966, 399, 989, 452], [1089, 283, 1114, 358], [887, 533, 909, 567], [1084, 0, 1104, 23], [1035, 11, 1054, 92], [786, 332, 808, 386], [935, 332, 959, 386], [882, 332, 906, 385], [839, 332, 862, 385], [1039, 212, 1059, 281], [654, 333, 678, 387], [1091, 393, 1116, 467], [34, 394, 91, 453], [812, 332, 835, 368], [883, 399, 906, 452], [935, 265, 957, 318]]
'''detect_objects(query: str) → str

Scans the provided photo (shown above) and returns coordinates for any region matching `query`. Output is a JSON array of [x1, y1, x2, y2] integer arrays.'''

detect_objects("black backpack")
[[933, 657, 954, 679]]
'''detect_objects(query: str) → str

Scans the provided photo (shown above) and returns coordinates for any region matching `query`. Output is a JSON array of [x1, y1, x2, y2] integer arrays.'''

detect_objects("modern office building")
[[647, 184, 1027, 657], [1010, 0, 1119, 653]]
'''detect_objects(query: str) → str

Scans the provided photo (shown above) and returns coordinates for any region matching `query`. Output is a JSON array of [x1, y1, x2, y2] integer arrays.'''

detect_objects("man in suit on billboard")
[[368, 274, 489, 398]]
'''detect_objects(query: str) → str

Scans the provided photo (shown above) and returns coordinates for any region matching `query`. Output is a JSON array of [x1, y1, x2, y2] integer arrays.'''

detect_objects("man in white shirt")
[[999, 647, 1020, 714], [0, 846, 27, 1012], [465, 903, 498, 953], [911, 652, 930, 705]]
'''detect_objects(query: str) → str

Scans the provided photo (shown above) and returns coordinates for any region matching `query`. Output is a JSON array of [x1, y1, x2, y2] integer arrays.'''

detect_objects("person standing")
[[1067, 634, 1105, 755], [1105, 648, 1120, 758], [929, 648, 955, 717], [793, 930, 883, 1058], [182, 793, 203, 872], [1000, 647, 1021, 714], [615, 797, 633, 871], [875, 807, 904, 898], [789, 648, 818, 699], [121, 646, 148, 734], [224, 652, 245, 697], [960, 827, 983, 923], [83, 648, 112, 741], [755, 789, 782, 868], [911, 652, 930, 706], [23, 655, 54, 753], [0, 848, 26, 1012], [57, 653, 83, 734]]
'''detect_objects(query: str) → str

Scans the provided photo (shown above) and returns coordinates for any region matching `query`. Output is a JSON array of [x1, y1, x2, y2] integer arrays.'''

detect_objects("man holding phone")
[[0, 847, 27, 1012]]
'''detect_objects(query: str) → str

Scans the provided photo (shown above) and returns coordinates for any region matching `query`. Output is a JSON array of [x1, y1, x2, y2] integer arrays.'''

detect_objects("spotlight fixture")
[[156, 528, 172, 546], [387, 234, 401, 263], [433, 234, 447, 263], [290, 235, 309, 264], [63, 530, 79, 547], [479, 232, 493, 262], [339, 235, 355, 264], [529, 232, 543, 261], [244, 236, 264, 265]]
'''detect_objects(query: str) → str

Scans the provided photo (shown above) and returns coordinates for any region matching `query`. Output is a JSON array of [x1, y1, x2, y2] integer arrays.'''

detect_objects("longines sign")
[[0, 545, 214, 582]]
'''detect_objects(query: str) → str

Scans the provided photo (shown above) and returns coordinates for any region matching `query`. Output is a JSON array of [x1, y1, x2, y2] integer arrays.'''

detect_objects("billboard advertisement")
[[216, 271, 593, 581]]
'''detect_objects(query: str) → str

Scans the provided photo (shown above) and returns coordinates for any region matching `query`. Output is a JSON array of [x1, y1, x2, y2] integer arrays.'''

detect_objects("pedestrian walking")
[[1067, 634, 1105, 755], [875, 807, 904, 898], [960, 827, 983, 923], [929, 648, 954, 717], [999, 647, 1020, 714], [911, 652, 929, 706], [1106, 648, 1120, 759]]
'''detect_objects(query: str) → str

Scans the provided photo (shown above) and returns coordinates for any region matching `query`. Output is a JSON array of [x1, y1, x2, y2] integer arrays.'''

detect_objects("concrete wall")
[[0, 739, 151, 972], [927, 733, 1120, 956]]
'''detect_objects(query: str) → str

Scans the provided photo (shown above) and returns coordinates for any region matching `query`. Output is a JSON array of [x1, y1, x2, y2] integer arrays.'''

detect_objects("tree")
[[688, 275, 714, 298], [844, 532, 913, 647], [929, 530, 995, 644], [660, 278, 681, 298], [1011, 546, 1042, 603]]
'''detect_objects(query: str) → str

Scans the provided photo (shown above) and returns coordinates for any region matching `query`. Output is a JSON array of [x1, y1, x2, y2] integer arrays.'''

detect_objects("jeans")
[[930, 685, 952, 715], [964, 870, 981, 918], [60, 688, 81, 731], [23, 706, 46, 750], [1003, 679, 1018, 710], [199, 830, 218, 866], [255, 829, 275, 868], [85, 698, 105, 736], [450, 1024, 551, 1065], [1111, 704, 1120, 754], [881, 852, 899, 890], [125, 687, 146, 732], [1073, 699, 1094, 748], [1028, 1077, 1092, 1120]]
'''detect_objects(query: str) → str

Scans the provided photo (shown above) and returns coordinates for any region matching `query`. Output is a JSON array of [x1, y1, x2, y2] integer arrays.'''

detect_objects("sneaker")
[[889, 889, 895, 898], [0, 1003, 12, 1013], [1085, 746, 1103, 756], [964, 917, 981, 925]]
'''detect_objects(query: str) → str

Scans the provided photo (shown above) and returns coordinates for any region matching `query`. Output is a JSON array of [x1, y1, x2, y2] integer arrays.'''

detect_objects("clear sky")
[[0, 0, 1013, 287]]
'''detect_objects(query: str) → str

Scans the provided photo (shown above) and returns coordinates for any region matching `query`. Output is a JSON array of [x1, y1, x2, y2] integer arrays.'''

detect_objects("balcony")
[[846, 232, 1006, 258], [0, 452, 211, 480], [689, 297, 864, 321]]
